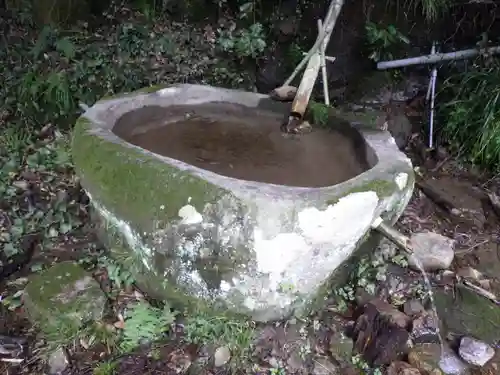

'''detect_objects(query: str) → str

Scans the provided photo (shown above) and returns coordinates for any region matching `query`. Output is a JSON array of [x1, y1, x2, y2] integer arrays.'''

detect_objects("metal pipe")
[[428, 42, 438, 149], [377, 45, 500, 70]]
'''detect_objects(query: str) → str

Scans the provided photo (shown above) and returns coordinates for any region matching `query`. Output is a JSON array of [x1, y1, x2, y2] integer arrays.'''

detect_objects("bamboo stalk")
[[283, 0, 343, 87], [318, 19, 330, 106], [289, 0, 343, 119]]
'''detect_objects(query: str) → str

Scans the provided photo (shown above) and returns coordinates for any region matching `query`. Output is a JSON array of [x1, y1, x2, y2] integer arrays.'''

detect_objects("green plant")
[[308, 101, 329, 127], [98, 256, 135, 290], [365, 22, 409, 62], [120, 301, 176, 353], [93, 361, 117, 375], [440, 58, 500, 170], [83, 321, 120, 353], [183, 311, 255, 368], [404, 0, 450, 22], [39, 317, 118, 358], [270, 367, 286, 375], [218, 22, 266, 59], [351, 354, 383, 374]]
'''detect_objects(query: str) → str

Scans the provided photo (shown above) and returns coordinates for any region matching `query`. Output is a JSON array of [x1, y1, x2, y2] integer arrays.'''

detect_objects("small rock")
[[312, 356, 341, 375], [458, 337, 495, 367], [376, 238, 398, 261], [329, 331, 354, 362], [470, 348, 500, 375], [366, 298, 412, 329], [408, 231, 455, 271], [354, 287, 374, 307], [12, 180, 29, 190], [404, 299, 426, 317], [268, 357, 280, 368], [411, 311, 441, 344], [214, 346, 231, 367], [387, 361, 422, 375], [488, 192, 500, 219], [269, 85, 297, 102], [408, 343, 444, 375], [439, 349, 470, 375], [20, 171, 38, 181], [286, 351, 305, 373], [47, 348, 69, 375], [352, 298, 410, 365]]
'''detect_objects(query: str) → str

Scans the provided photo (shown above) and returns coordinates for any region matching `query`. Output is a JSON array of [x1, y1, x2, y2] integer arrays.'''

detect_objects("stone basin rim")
[[78, 83, 413, 196]]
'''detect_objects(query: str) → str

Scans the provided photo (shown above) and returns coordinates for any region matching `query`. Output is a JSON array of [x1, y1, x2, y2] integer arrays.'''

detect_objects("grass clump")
[[184, 310, 255, 369], [120, 301, 177, 353], [404, 0, 451, 22], [440, 58, 500, 171]]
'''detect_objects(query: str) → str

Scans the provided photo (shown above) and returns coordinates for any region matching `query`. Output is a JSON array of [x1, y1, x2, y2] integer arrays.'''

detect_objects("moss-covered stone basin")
[[72, 84, 414, 322]]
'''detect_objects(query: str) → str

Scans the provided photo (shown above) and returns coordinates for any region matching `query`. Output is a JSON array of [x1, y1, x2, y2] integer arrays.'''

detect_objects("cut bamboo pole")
[[318, 19, 330, 106], [288, 0, 343, 120]]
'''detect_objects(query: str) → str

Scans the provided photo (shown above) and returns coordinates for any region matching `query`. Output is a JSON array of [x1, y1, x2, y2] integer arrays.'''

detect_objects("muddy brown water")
[[113, 104, 372, 187]]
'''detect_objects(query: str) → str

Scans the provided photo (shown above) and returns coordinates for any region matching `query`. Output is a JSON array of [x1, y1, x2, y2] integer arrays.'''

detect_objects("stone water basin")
[[72, 84, 414, 322]]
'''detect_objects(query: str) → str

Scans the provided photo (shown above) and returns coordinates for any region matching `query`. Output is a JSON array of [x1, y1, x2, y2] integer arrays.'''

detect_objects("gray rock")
[[458, 336, 495, 367], [376, 238, 398, 261], [74, 83, 414, 322], [411, 310, 441, 344], [214, 346, 231, 367], [23, 262, 107, 338], [47, 348, 69, 375], [329, 331, 354, 362], [434, 286, 500, 345], [403, 299, 425, 317], [12, 180, 29, 190], [312, 356, 340, 375], [439, 348, 470, 375], [408, 231, 455, 271]]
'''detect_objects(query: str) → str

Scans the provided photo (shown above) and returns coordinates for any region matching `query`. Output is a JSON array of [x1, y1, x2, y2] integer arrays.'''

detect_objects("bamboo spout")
[[282, 0, 344, 133]]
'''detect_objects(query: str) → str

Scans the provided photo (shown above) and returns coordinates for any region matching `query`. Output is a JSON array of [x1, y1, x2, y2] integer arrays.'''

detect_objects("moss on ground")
[[23, 262, 106, 337]]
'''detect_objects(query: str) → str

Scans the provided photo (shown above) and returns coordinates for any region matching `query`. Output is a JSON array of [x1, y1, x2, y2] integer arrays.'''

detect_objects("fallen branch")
[[370, 217, 500, 307], [415, 177, 459, 215]]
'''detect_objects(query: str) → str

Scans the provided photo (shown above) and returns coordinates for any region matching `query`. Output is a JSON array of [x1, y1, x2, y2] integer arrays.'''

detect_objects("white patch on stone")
[[157, 87, 178, 96], [395, 172, 408, 191], [244, 297, 256, 310], [298, 191, 379, 244], [220, 280, 231, 292], [246, 191, 380, 314], [178, 204, 203, 225], [253, 231, 310, 288], [254, 231, 309, 274], [388, 136, 396, 145]]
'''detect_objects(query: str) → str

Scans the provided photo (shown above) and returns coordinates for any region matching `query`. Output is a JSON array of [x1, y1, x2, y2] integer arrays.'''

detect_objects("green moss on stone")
[[326, 179, 396, 206], [72, 118, 228, 233], [23, 262, 106, 336], [330, 108, 382, 129], [434, 286, 500, 344]]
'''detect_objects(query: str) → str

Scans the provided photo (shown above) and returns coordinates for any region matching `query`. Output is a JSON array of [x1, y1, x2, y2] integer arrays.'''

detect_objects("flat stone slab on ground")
[[23, 261, 107, 336], [433, 286, 500, 345]]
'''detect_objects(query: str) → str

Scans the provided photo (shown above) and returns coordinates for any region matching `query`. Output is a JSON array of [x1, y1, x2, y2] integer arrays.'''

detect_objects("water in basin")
[[113, 104, 372, 187]]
